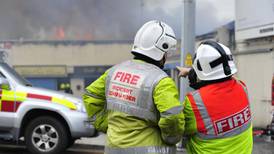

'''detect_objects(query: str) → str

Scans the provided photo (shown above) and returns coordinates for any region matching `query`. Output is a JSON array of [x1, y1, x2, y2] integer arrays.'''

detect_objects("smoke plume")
[[0, 0, 233, 41]]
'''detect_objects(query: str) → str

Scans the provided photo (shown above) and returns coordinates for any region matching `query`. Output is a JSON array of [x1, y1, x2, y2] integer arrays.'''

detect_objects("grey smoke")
[[0, 0, 233, 40]]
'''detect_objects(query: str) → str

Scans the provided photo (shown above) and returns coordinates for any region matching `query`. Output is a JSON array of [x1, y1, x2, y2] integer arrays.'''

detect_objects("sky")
[[0, 0, 235, 40], [146, 0, 235, 35]]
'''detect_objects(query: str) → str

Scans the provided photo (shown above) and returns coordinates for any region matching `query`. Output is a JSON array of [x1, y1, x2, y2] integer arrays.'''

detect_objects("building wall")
[[70, 78, 85, 98], [9, 42, 132, 66], [5, 41, 133, 97], [235, 38, 274, 128]]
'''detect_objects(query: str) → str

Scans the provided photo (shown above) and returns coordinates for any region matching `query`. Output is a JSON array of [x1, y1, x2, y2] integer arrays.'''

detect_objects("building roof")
[[196, 21, 235, 41], [196, 31, 217, 41], [224, 21, 235, 31]]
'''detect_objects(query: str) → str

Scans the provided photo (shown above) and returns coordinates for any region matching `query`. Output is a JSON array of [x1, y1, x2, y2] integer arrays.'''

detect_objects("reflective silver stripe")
[[235, 79, 248, 95], [85, 89, 105, 122], [105, 146, 176, 154], [192, 87, 252, 140], [191, 90, 215, 135], [236, 79, 251, 104], [106, 60, 167, 122], [107, 101, 157, 122], [197, 120, 251, 139], [85, 90, 104, 99], [160, 106, 183, 117], [105, 64, 117, 95]]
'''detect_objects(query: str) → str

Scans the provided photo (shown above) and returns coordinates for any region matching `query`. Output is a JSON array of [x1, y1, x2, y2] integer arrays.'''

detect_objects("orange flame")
[[55, 26, 65, 39]]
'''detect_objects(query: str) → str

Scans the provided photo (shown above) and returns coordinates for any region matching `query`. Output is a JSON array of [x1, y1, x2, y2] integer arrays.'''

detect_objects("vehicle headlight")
[[64, 97, 87, 113], [74, 102, 87, 113]]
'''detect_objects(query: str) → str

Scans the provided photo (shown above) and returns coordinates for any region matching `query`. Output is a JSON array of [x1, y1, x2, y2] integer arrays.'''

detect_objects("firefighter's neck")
[[133, 53, 164, 69]]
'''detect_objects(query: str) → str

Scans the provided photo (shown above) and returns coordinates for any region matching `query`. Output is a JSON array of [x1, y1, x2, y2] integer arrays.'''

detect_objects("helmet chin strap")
[[159, 53, 167, 69]]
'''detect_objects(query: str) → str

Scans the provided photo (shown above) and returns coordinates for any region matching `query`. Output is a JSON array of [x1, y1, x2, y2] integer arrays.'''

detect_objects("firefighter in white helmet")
[[83, 20, 185, 154], [177, 40, 253, 154]]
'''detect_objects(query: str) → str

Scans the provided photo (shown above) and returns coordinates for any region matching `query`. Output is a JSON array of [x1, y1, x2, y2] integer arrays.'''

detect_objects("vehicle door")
[[0, 74, 16, 132]]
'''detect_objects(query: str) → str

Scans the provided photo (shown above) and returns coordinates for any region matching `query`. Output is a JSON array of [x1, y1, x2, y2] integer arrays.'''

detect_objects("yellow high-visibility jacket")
[[83, 60, 185, 154]]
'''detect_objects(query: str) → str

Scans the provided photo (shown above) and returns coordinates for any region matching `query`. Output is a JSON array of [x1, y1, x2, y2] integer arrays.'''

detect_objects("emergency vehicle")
[[0, 48, 95, 154]]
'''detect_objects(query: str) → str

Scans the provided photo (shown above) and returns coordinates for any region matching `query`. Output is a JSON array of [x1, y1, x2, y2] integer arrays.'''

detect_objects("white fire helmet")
[[192, 41, 237, 81], [132, 20, 177, 61]]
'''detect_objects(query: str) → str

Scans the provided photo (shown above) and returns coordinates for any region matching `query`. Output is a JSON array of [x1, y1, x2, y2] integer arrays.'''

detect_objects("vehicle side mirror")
[[0, 78, 10, 90]]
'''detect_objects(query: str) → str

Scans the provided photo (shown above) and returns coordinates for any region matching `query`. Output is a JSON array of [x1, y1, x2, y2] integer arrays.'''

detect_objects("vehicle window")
[[0, 71, 6, 78], [0, 63, 32, 86]]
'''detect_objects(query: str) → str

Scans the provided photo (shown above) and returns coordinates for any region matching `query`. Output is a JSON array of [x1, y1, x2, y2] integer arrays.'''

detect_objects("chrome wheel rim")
[[31, 124, 59, 152]]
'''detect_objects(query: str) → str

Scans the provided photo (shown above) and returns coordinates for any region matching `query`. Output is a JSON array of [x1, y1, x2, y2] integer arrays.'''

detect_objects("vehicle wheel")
[[24, 116, 69, 154]]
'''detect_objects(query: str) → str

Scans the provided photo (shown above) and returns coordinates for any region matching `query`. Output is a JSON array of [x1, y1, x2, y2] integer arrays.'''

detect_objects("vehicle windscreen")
[[0, 63, 32, 86]]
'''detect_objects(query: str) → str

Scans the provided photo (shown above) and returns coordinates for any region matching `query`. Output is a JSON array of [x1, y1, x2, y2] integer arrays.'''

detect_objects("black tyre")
[[67, 138, 76, 148], [24, 116, 69, 154]]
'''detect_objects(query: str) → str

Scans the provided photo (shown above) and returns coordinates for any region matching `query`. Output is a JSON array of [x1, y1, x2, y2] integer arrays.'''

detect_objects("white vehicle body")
[[0, 61, 95, 153]]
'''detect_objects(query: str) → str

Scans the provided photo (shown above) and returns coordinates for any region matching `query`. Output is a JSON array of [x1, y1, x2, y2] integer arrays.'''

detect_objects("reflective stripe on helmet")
[[105, 146, 176, 154]]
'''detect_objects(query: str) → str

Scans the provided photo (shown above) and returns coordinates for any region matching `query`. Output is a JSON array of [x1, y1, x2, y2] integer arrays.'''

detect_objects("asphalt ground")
[[176, 136, 274, 154], [0, 136, 273, 154], [252, 136, 274, 154], [0, 144, 104, 154]]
